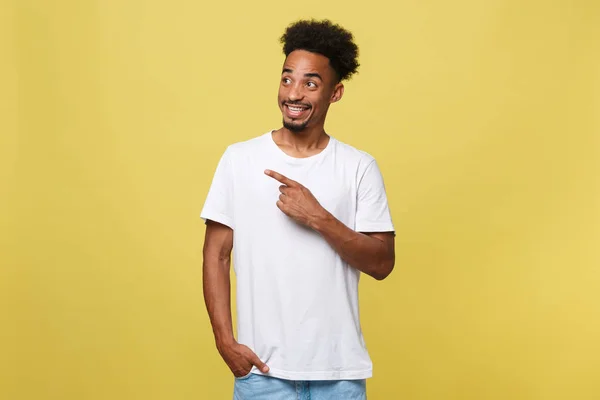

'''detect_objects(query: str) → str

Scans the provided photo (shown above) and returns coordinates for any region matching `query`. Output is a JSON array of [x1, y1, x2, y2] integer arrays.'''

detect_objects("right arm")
[[202, 220, 269, 376]]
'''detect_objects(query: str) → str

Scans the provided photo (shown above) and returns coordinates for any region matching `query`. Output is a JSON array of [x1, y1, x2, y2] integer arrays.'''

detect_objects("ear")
[[330, 82, 344, 103]]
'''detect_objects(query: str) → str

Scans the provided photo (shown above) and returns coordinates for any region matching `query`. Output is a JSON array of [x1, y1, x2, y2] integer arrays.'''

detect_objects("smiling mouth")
[[285, 104, 311, 118]]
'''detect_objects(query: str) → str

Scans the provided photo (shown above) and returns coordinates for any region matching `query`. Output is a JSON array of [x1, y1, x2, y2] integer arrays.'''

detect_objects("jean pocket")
[[235, 371, 253, 380]]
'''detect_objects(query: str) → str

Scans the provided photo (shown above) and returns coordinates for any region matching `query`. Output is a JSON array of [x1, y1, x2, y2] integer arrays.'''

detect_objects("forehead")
[[282, 50, 335, 78]]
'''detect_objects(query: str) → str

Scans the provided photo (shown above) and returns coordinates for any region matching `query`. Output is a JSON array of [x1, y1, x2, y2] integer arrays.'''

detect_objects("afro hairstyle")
[[280, 19, 359, 82]]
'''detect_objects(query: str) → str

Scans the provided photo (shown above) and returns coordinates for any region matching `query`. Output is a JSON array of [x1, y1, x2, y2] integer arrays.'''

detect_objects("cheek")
[[278, 88, 288, 103], [315, 90, 332, 105], [313, 97, 329, 112]]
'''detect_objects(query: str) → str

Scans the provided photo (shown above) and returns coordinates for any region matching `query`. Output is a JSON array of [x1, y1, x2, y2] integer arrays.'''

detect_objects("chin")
[[283, 119, 309, 133]]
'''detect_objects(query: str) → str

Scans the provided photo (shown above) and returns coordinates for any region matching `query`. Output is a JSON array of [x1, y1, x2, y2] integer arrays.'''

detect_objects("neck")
[[276, 125, 329, 151]]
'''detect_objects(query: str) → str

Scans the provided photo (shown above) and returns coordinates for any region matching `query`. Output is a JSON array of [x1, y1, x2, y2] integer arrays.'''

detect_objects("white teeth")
[[289, 106, 305, 112]]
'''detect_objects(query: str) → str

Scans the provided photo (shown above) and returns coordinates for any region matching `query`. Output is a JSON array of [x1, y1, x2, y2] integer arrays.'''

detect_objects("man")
[[201, 19, 395, 399]]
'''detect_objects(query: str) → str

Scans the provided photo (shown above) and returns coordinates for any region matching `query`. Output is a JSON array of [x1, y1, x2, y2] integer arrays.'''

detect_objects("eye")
[[282, 77, 291, 84], [307, 81, 317, 88]]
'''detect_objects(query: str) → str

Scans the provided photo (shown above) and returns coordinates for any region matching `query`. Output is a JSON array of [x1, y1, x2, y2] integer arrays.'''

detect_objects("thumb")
[[248, 351, 269, 373]]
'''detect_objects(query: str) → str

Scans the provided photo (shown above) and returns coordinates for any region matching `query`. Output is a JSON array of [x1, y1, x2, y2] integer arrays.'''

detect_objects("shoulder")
[[222, 131, 271, 159], [333, 137, 377, 170]]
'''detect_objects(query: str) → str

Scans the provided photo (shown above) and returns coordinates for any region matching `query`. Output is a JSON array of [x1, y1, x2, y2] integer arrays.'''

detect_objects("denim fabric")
[[233, 373, 367, 400]]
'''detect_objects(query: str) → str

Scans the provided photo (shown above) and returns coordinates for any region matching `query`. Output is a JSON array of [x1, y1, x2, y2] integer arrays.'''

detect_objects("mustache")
[[284, 101, 311, 108]]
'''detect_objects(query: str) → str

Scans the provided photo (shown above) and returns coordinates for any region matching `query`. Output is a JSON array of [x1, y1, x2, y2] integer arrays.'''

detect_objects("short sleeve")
[[200, 147, 235, 229], [355, 159, 395, 233]]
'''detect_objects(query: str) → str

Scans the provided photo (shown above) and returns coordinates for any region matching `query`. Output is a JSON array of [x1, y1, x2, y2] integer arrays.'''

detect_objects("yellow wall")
[[2, 0, 599, 399]]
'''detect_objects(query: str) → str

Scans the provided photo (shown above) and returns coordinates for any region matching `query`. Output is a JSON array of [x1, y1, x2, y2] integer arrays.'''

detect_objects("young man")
[[201, 19, 395, 399]]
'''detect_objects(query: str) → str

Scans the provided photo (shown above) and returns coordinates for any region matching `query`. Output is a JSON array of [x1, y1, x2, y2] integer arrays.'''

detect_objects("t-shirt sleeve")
[[200, 147, 235, 229], [355, 159, 395, 233]]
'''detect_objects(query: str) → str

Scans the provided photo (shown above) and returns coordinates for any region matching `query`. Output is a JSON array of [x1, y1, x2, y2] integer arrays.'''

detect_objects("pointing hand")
[[265, 169, 326, 227]]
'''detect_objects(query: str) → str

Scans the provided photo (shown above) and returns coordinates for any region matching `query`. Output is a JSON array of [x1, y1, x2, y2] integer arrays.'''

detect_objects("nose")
[[288, 82, 304, 102]]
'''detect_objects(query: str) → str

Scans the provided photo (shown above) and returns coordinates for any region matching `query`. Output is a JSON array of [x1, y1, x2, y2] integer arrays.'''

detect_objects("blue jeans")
[[233, 373, 367, 400]]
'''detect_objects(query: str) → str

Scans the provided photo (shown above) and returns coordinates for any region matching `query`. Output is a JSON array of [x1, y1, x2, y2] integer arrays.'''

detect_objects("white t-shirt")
[[201, 131, 394, 381]]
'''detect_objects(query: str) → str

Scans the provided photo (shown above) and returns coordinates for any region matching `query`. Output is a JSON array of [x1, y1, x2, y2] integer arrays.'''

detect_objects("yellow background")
[[2, 0, 599, 399]]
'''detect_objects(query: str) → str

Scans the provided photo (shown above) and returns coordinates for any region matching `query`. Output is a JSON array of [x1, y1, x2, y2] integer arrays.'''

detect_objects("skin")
[[203, 49, 395, 377]]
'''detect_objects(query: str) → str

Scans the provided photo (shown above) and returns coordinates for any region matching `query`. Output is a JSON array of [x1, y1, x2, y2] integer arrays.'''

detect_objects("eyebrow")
[[282, 68, 323, 81]]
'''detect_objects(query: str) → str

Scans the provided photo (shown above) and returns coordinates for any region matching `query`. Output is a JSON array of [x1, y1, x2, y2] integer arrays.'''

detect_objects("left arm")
[[311, 211, 395, 280], [265, 169, 395, 280]]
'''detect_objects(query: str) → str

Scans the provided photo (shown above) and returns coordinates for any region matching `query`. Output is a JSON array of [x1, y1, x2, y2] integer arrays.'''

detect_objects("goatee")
[[283, 119, 308, 133]]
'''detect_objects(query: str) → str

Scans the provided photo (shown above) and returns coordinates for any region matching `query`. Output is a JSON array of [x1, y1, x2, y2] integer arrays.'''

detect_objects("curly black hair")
[[280, 19, 359, 82]]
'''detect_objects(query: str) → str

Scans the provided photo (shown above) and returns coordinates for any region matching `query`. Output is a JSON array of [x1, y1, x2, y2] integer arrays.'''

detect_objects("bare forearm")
[[203, 256, 235, 348], [309, 210, 394, 280]]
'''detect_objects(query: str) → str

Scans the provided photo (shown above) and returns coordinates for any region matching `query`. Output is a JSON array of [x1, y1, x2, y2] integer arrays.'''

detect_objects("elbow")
[[372, 259, 395, 281]]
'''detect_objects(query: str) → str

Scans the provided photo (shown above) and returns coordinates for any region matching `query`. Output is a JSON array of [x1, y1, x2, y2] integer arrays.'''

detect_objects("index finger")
[[265, 169, 297, 187]]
